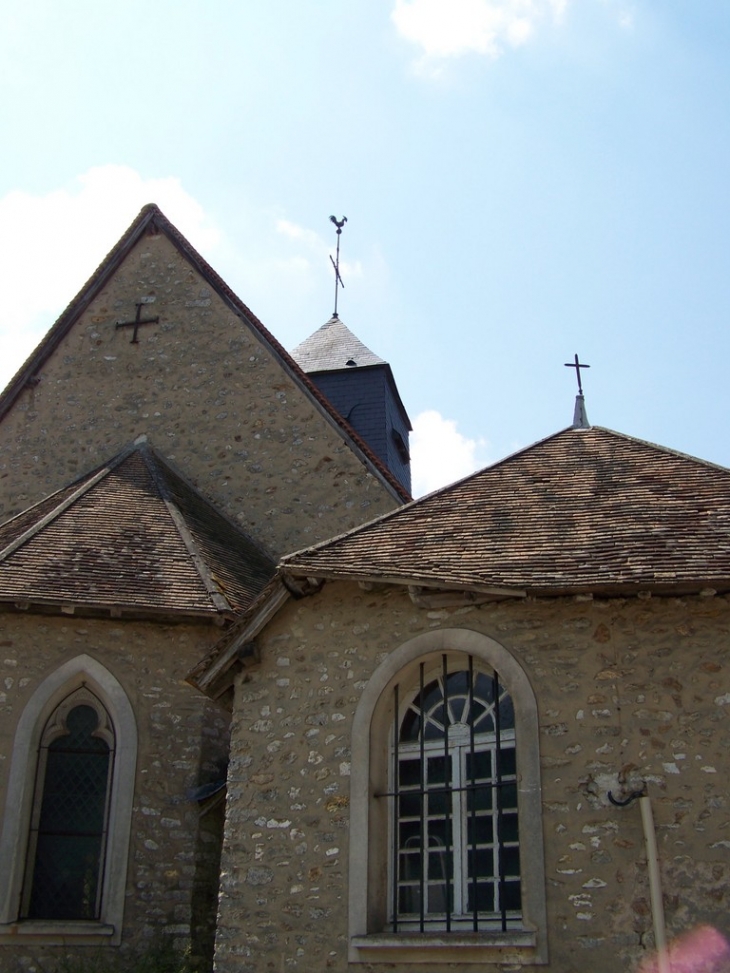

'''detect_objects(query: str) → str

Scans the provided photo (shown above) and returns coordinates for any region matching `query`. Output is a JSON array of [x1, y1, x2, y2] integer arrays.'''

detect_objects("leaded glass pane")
[[25, 703, 112, 921]]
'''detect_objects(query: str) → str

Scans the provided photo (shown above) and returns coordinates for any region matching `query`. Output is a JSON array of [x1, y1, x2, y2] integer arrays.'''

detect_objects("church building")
[[0, 204, 408, 971], [1, 205, 729, 973]]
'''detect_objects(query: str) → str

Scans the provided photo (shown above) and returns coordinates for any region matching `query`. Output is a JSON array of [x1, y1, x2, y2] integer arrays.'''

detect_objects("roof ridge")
[[143, 221, 410, 500], [590, 425, 730, 474], [134, 439, 277, 561], [139, 445, 236, 614]]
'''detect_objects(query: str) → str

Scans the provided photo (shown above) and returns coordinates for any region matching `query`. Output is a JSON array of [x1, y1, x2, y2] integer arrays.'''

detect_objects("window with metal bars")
[[21, 690, 115, 921], [385, 655, 521, 933]]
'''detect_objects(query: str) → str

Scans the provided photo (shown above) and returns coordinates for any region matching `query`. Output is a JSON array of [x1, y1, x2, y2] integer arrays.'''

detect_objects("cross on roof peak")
[[564, 354, 591, 429], [564, 353, 590, 395]]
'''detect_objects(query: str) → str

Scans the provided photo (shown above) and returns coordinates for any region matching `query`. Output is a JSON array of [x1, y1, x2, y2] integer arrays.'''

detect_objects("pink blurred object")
[[638, 926, 730, 973]]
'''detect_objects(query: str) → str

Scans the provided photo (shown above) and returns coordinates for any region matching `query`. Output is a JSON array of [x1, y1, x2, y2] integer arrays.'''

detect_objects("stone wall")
[[216, 581, 730, 972], [0, 229, 399, 556], [0, 614, 226, 972]]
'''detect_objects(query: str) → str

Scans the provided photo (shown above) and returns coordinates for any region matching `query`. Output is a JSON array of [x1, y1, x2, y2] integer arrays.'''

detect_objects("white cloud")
[[410, 409, 491, 497], [276, 218, 323, 249], [391, 0, 568, 64], [0, 165, 222, 388]]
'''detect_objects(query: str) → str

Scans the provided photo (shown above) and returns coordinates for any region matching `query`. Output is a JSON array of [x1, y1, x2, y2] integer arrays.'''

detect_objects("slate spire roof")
[[281, 426, 730, 598], [291, 316, 386, 372], [0, 439, 275, 620]]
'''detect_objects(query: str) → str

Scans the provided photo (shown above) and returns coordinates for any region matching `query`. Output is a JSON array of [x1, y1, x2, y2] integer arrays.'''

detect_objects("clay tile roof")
[[291, 316, 386, 372], [281, 426, 730, 597], [0, 440, 275, 619]]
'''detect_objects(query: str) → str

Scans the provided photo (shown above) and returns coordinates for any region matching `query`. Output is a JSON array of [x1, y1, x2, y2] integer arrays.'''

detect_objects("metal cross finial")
[[329, 215, 347, 318], [564, 353, 590, 395]]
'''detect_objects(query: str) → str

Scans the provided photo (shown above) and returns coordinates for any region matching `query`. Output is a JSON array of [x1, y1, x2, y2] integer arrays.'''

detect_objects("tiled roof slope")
[[282, 426, 730, 597], [0, 441, 275, 619], [0, 205, 409, 503], [291, 316, 386, 371]]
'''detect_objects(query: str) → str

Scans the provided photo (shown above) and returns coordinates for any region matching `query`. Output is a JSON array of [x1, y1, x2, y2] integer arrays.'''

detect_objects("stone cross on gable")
[[115, 303, 160, 344]]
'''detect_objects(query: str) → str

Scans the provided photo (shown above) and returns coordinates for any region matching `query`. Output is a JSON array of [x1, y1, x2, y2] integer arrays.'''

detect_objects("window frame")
[[389, 659, 521, 932], [0, 655, 137, 946], [21, 689, 116, 922], [348, 628, 548, 965]]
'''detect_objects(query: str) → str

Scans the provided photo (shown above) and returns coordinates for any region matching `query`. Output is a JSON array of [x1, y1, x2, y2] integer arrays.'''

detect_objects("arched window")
[[389, 657, 520, 932], [348, 629, 547, 966], [21, 689, 115, 922], [0, 655, 136, 945]]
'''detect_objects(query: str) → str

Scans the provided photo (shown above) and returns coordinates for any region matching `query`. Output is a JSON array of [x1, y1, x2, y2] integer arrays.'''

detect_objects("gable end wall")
[[0, 232, 399, 555]]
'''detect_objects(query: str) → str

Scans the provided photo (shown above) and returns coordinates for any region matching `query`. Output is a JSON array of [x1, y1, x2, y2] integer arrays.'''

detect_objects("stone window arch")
[[348, 629, 548, 965], [0, 655, 137, 944]]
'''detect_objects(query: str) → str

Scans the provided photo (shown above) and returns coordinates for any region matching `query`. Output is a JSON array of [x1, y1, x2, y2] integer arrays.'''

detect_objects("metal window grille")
[[22, 700, 114, 921], [383, 654, 521, 932]]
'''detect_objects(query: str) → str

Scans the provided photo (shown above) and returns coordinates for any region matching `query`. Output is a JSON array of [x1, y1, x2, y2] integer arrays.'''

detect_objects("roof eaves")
[[281, 565, 730, 601], [281, 563, 528, 594], [282, 564, 527, 595], [187, 577, 290, 697], [0, 598, 235, 625]]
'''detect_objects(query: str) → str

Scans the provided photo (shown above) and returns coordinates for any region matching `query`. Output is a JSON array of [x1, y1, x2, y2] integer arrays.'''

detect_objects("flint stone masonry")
[[0, 231, 398, 556], [215, 582, 730, 973]]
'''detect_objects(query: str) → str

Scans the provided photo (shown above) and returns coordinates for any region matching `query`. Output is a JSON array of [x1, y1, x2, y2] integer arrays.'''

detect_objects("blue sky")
[[1, 1, 728, 495]]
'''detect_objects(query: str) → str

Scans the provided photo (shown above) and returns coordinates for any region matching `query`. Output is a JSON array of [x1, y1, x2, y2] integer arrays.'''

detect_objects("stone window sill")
[[0, 920, 115, 944], [350, 929, 544, 965]]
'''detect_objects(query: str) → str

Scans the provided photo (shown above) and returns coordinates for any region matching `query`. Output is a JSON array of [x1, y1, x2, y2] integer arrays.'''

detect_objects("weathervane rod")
[[329, 215, 347, 318]]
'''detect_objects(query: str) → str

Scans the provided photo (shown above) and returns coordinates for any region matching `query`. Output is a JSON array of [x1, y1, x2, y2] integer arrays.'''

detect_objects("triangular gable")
[[0, 205, 409, 504]]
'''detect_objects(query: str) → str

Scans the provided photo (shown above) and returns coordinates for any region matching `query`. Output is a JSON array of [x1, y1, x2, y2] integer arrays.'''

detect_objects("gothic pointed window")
[[21, 689, 115, 921]]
